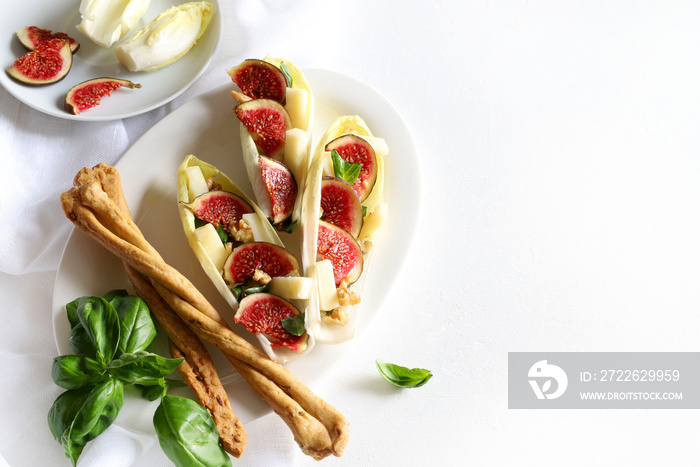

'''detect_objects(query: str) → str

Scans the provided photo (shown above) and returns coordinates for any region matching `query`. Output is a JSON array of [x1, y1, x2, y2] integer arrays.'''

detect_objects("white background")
[[2, 1, 699, 466]]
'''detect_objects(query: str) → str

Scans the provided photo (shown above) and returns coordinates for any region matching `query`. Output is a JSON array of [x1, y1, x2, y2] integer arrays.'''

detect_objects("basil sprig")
[[154, 395, 232, 467], [376, 360, 433, 388], [49, 291, 184, 466], [331, 149, 361, 185]]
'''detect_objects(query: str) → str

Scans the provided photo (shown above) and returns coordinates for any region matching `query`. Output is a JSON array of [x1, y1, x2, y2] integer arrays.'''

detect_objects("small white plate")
[[0, 0, 221, 121], [52, 68, 422, 432]]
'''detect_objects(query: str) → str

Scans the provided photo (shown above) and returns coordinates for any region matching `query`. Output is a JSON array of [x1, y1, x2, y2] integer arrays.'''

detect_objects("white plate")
[[52, 68, 422, 433], [0, 0, 221, 121]]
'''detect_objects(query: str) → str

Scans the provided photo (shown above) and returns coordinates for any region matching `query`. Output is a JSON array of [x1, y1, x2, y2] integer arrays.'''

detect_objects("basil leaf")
[[48, 387, 93, 443], [242, 284, 268, 298], [375, 360, 433, 388], [106, 351, 184, 385], [281, 313, 306, 336], [65, 297, 82, 329], [154, 395, 232, 467], [102, 289, 129, 303], [76, 297, 121, 367], [107, 292, 157, 355], [331, 149, 361, 185], [231, 279, 252, 301], [68, 323, 96, 357], [48, 387, 93, 465], [137, 378, 186, 402], [61, 378, 124, 465], [279, 61, 293, 88], [274, 217, 297, 233], [362, 205, 368, 217], [215, 224, 229, 244], [194, 216, 207, 229], [51, 355, 108, 390]]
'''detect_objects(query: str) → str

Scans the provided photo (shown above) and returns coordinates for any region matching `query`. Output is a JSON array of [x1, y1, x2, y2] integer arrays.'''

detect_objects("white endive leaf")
[[116, 1, 213, 72], [76, 0, 151, 48]]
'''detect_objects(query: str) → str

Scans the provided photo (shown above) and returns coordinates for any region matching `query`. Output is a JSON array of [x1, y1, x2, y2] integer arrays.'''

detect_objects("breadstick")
[[73, 165, 247, 458]]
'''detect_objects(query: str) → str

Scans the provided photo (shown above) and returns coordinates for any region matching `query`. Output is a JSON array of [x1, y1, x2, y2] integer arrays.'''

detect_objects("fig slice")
[[320, 177, 363, 238], [185, 190, 255, 235], [235, 99, 292, 160], [234, 293, 308, 352], [259, 155, 297, 225], [64, 78, 142, 115], [325, 134, 378, 202], [6, 39, 72, 86], [317, 220, 364, 287], [227, 58, 288, 105], [16, 26, 80, 54], [223, 241, 299, 285]]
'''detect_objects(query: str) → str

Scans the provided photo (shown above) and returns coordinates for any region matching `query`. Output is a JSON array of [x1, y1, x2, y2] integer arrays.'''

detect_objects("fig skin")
[[234, 293, 308, 352], [317, 220, 364, 287], [227, 58, 288, 105], [6, 39, 72, 86], [235, 99, 293, 160], [325, 134, 378, 202], [186, 190, 255, 235], [16, 26, 80, 54], [320, 177, 363, 238], [223, 241, 300, 285], [64, 78, 142, 115], [260, 156, 297, 225]]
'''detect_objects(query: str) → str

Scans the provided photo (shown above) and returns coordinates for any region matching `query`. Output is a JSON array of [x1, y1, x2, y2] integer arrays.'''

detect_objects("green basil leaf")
[[107, 293, 157, 355], [362, 205, 368, 217], [331, 149, 361, 185], [62, 378, 124, 465], [68, 324, 96, 357], [242, 284, 268, 297], [279, 61, 293, 88], [375, 359, 433, 388], [107, 351, 183, 385], [52, 355, 108, 390], [65, 297, 83, 329], [274, 217, 298, 233], [231, 279, 252, 301], [154, 395, 232, 467], [194, 216, 207, 229], [76, 297, 121, 367], [48, 387, 93, 443], [137, 378, 186, 401], [102, 289, 129, 303], [281, 313, 306, 336], [215, 224, 229, 244]]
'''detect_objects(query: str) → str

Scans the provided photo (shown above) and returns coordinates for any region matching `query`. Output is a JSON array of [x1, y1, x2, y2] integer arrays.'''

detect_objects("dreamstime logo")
[[528, 360, 568, 400]]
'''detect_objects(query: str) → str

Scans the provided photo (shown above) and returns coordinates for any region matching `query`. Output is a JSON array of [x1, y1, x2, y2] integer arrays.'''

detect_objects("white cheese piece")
[[285, 87, 309, 130], [267, 276, 313, 300], [195, 223, 228, 271], [314, 259, 339, 311], [186, 166, 209, 200]]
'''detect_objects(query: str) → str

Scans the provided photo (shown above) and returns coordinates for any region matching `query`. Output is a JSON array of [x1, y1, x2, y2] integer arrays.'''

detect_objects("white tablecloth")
[[2, 1, 700, 466]]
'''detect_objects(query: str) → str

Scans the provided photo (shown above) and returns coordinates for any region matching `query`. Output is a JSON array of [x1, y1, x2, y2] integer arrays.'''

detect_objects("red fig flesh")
[[235, 99, 292, 160], [320, 177, 363, 237], [187, 190, 254, 235], [223, 242, 299, 285], [65, 78, 142, 115], [317, 220, 363, 287], [234, 293, 307, 352], [227, 58, 288, 105], [16, 26, 79, 54], [325, 134, 378, 202], [6, 39, 72, 86], [260, 156, 297, 224]]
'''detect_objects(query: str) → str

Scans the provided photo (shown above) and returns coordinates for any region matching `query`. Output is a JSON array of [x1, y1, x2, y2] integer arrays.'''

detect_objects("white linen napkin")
[[0, 0, 341, 465]]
